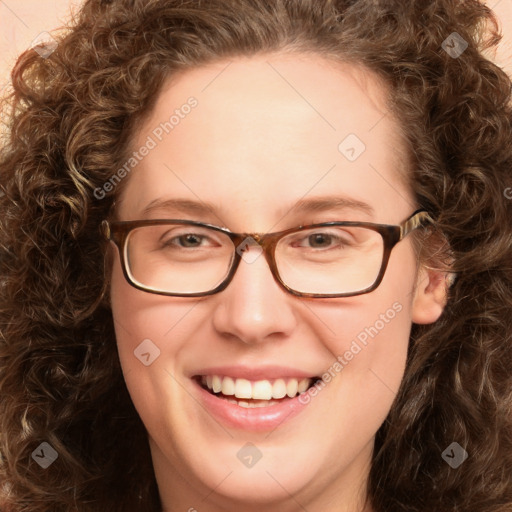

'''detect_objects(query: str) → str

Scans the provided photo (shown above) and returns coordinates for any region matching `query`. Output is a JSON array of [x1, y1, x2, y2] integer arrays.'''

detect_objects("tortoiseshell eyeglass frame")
[[101, 209, 433, 298]]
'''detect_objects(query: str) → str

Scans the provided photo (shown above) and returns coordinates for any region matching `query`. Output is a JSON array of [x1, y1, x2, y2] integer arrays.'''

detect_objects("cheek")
[[288, 294, 412, 478], [108, 257, 211, 421], [109, 260, 158, 413], [109, 259, 158, 355], [310, 296, 411, 393], [109, 259, 187, 420], [109, 257, 196, 352], [307, 245, 417, 415]]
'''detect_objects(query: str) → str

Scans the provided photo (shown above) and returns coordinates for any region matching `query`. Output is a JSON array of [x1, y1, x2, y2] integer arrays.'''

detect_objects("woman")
[[0, 0, 511, 511]]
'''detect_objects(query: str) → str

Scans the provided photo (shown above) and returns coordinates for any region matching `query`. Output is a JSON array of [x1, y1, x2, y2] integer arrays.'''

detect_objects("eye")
[[168, 233, 208, 248], [306, 233, 336, 248], [159, 230, 221, 250], [291, 229, 353, 250]]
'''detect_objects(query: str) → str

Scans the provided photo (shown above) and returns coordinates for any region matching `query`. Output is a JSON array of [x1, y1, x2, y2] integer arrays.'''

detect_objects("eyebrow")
[[141, 198, 216, 218], [140, 196, 374, 219], [288, 196, 374, 217]]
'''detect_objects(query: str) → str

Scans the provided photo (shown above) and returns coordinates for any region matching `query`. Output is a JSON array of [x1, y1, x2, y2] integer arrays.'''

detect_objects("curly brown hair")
[[1, 0, 511, 511]]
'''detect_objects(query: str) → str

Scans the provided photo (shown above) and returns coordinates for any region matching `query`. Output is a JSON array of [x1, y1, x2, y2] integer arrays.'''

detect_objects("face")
[[109, 53, 446, 512]]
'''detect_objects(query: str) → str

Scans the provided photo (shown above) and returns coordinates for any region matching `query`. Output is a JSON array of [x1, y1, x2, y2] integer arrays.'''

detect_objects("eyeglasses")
[[101, 209, 433, 298]]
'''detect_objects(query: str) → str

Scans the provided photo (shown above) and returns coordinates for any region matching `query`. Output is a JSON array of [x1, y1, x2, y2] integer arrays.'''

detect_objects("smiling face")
[[109, 53, 446, 512]]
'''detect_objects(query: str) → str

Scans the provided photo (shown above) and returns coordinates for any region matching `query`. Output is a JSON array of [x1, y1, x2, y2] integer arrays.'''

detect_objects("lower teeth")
[[217, 393, 284, 408]]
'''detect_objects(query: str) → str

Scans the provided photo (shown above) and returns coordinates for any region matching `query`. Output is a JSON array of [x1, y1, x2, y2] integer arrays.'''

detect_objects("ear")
[[411, 266, 451, 324]]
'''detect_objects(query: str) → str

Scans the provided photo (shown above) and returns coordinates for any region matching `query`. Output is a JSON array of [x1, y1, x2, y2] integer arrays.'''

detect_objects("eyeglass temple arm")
[[101, 220, 111, 240], [400, 211, 434, 240]]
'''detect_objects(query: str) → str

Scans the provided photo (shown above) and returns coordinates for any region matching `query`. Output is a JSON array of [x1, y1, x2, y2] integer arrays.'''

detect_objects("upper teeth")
[[201, 375, 313, 400]]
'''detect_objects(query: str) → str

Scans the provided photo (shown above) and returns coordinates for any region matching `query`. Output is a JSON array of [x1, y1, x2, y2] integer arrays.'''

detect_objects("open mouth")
[[195, 375, 321, 408]]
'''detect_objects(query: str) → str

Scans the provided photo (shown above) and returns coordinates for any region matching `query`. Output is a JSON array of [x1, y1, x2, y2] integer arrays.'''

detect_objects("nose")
[[211, 245, 297, 345]]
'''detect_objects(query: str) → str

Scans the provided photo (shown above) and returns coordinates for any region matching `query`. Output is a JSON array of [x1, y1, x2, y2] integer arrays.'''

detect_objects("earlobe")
[[411, 267, 451, 324]]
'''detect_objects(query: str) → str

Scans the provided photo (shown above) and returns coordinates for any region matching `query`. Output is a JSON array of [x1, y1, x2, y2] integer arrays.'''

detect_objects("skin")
[[109, 52, 448, 512]]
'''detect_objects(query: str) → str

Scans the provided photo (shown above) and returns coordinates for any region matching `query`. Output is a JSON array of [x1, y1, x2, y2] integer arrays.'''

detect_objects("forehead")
[[118, 53, 412, 226]]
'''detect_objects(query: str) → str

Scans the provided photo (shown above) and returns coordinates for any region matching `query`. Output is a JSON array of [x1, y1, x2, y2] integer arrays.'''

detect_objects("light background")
[[0, 0, 511, 92]]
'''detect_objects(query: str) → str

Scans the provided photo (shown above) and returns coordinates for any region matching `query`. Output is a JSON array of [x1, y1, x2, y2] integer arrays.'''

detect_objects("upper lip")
[[191, 365, 319, 381]]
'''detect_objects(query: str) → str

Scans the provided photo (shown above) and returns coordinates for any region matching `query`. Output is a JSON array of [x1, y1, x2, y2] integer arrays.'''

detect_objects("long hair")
[[1, 1, 511, 510]]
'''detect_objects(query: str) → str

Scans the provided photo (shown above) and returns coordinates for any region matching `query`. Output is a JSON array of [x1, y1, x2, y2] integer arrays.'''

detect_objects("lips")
[[191, 366, 322, 426]]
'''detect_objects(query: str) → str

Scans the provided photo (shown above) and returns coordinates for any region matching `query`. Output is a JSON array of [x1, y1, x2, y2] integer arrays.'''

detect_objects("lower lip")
[[193, 379, 311, 432]]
